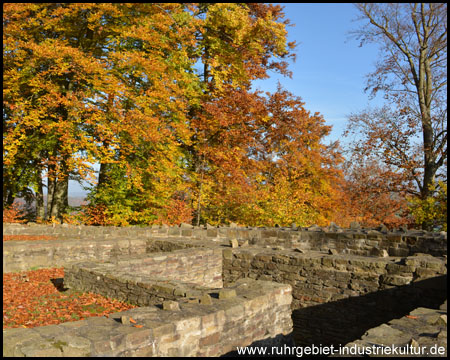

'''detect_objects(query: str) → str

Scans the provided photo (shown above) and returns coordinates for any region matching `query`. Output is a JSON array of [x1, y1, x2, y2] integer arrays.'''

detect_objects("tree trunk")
[[46, 170, 56, 220], [35, 170, 45, 221], [196, 170, 204, 227], [51, 174, 69, 221], [98, 140, 111, 190], [5, 191, 15, 208], [98, 162, 109, 189], [49, 179, 59, 219], [63, 176, 69, 210]]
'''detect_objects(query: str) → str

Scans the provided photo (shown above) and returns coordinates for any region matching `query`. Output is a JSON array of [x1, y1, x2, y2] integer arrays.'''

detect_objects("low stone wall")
[[340, 301, 447, 357], [223, 247, 447, 347], [3, 278, 293, 357], [3, 223, 447, 356], [4, 223, 447, 261], [3, 237, 148, 273], [64, 248, 224, 307]]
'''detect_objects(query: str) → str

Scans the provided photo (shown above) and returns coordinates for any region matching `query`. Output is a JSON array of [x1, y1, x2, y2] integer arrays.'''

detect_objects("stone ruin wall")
[[64, 248, 223, 306], [3, 277, 293, 357], [2, 223, 447, 357], [223, 247, 447, 347], [3, 222, 447, 273]]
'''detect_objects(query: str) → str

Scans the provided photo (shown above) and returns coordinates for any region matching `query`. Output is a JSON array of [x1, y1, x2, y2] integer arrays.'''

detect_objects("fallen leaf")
[[3, 267, 137, 329]]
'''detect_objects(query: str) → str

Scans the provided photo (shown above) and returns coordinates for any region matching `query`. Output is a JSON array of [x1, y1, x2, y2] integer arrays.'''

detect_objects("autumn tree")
[[5, 3, 347, 227], [183, 3, 297, 225], [345, 3, 447, 229], [258, 87, 345, 227], [184, 82, 344, 227], [3, 4, 197, 224], [337, 154, 413, 229]]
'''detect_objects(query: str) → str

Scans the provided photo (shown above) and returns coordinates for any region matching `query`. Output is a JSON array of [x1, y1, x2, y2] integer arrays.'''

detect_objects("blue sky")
[[251, 3, 386, 143], [69, 3, 386, 196]]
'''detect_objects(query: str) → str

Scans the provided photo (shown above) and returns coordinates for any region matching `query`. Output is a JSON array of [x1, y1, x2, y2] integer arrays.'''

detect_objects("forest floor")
[[3, 235, 59, 241], [3, 265, 138, 329]]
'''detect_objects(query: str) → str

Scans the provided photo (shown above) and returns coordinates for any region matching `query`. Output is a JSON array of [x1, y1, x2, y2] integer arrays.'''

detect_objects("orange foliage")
[[157, 199, 193, 226], [3, 268, 137, 329], [3, 203, 26, 223], [336, 157, 413, 229], [3, 235, 58, 242], [79, 203, 113, 226], [5, 3, 423, 228], [191, 85, 344, 226]]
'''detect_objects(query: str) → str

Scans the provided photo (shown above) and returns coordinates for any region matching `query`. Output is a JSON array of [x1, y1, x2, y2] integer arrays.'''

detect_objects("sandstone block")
[[174, 288, 187, 297], [230, 239, 239, 248], [222, 248, 233, 260], [219, 289, 236, 299], [207, 229, 218, 237], [381, 275, 413, 286], [163, 300, 180, 311], [153, 283, 175, 295], [370, 247, 389, 257], [199, 332, 220, 347], [409, 338, 419, 348], [200, 294, 213, 305], [433, 315, 447, 326], [20, 341, 64, 357]]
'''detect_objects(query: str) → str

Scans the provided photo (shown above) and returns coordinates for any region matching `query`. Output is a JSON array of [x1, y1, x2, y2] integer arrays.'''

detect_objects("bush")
[[409, 181, 447, 231], [3, 203, 27, 223]]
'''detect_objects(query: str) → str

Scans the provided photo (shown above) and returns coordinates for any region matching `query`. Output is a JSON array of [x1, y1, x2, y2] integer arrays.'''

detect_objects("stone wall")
[[4, 222, 447, 262], [223, 247, 447, 347], [3, 223, 447, 356], [3, 278, 293, 357], [3, 237, 148, 273], [64, 248, 223, 307]]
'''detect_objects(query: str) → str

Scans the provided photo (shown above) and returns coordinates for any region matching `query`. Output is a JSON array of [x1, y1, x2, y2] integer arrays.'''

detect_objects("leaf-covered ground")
[[3, 267, 137, 329], [3, 235, 59, 241]]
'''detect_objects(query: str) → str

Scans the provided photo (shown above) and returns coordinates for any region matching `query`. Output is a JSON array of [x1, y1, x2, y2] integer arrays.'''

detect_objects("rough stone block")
[[207, 229, 218, 237], [381, 275, 413, 286], [163, 300, 180, 311], [219, 289, 237, 299], [200, 294, 213, 305], [199, 332, 220, 347]]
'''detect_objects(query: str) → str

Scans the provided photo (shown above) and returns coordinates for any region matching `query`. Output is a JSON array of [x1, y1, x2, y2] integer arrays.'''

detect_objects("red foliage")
[[3, 203, 26, 223], [337, 157, 413, 229], [3, 235, 58, 242], [3, 268, 137, 329], [79, 203, 113, 226], [157, 199, 193, 226]]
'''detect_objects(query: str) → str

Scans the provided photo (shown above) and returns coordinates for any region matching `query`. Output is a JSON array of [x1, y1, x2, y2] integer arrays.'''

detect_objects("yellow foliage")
[[409, 181, 447, 231]]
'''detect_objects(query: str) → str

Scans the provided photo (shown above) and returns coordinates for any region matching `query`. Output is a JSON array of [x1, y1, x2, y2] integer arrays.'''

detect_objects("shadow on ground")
[[292, 275, 447, 348]]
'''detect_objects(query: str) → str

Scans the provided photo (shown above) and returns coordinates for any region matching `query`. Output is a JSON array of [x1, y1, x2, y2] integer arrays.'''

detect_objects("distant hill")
[[12, 196, 89, 209]]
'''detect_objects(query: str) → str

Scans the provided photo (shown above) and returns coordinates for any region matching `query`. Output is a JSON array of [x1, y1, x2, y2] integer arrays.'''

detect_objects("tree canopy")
[[344, 3, 447, 230], [4, 3, 446, 230]]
